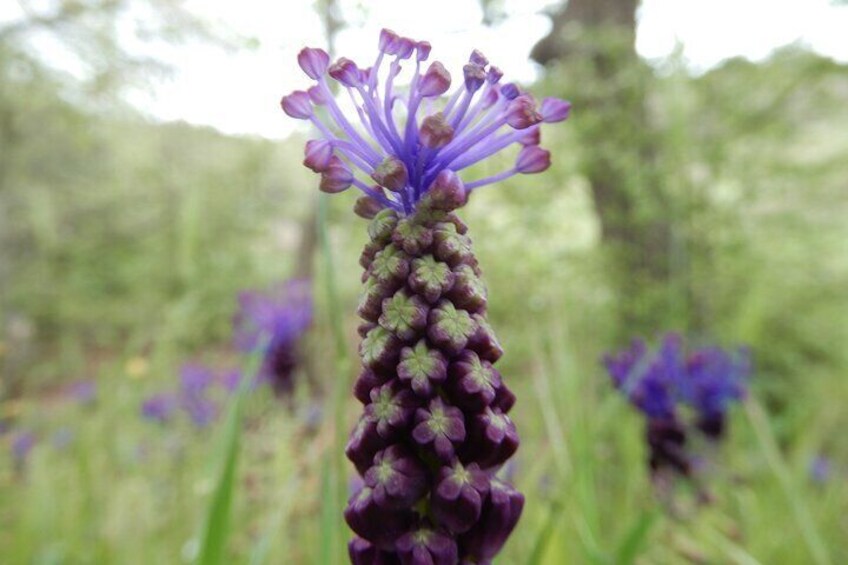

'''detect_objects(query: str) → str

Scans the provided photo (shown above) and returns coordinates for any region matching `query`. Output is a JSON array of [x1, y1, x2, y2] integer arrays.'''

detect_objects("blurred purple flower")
[[180, 363, 215, 396], [66, 379, 97, 405], [809, 456, 831, 484], [11, 431, 36, 466], [180, 394, 218, 428], [141, 393, 178, 424], [233, 278, 313, 397], [603, 333, 751, 479]]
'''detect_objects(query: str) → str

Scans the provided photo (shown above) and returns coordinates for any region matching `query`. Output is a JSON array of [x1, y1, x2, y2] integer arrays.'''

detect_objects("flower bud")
[[379, 289, 429, 341], [505, 95, 542, 129], [416, 41, 432, 62], [329, 57, 362, 87], [353, 195, 385, 219], [420, 113, 455, 148], [364, 444, 428, 509], [371, 156, 409, 192], [303, 139, 333, 172], [408, 255, 456, 304], [348, 538, 397, 565], [463, 407, 519, 469], [365, 381, 418, 439], [469, 49, 488, 67], [500, 82, 520, 100], [447, 350, 501, 410], [353, 368, 387, 404], [487, 65, 503, 84], [412, 397, 465, 461], [431, 462, 490, 534], [463, 63, 487, 93], [540, 97, 572, 123], [379, 28, 400, 53], [398, 340, 448, 397], [515, 145, 551, 174], [396, 522, 458, 565], [395, 37, 416, 59], [419, 62, 452, 97], [297, 47, 330, 79], [517, 126, 541, 146], [345, 485, 413, 549], [468, 313, 504, 363], [422, 169, 466, 211], [459, 479, 524, 561], [280, 91, 312, 119], [428, 300, 476, 356], [319, 156, 353, 193], [345, 414, 388, 474]]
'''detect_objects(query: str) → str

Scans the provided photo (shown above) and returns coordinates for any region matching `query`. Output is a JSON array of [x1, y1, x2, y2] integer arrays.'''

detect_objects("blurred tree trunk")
[[533, 0, 685, 338]]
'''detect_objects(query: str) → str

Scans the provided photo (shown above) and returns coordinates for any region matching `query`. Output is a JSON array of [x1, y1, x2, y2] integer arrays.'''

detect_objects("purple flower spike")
[[282, 31, 566, 561], [365, 445, 428, 509], [280, 91, 312, 119], [603, 333, 751, 482], [540, 97, 572, 123], [304, 139, 334, 172], [397, 522, 458, 565], [412, 397, 466, 461], [459, 478, 524, 562], [431, 461, 490, 534], [298, 47, 330, 79], [515, 146, 551, 174]]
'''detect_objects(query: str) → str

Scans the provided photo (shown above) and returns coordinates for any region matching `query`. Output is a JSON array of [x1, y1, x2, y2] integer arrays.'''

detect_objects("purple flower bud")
[[463, 407, 519, 469], [448, 264, 487, 313], [308, 85, 328, 105], [428, 300, 476, 356], [280, 91, 312, 119], [354, 195, 385, 219], [408, 255, 456, 304], [419, 113, 455, 149], [329, 57, 362, 87], [463, 63, 487, 93], [371, 156, 409, 192], [297, 47, 330, 79], [348, 538, 398, 565], [448, 350, 501, 410], [392, 217, 434, 256], [431, 462, 490, 533], [303, 139, 334, 173], [346, 414, 389, 474], [469, 49, 489, 67], [416, 41, 432, 61], [500, 82, 520, 100], [398, 340, 448, 397], [379, 28, 400, 53], [345, 485, 414, 549], [492, 382, 516, 413], [517, 127, 541, 146], [364, 444, 428, 508], [353, 368, 388, 404], [395, 37, 416, 59], [468, 313, 504, 363], [505, 95, 543, 129], [422, 170, 467, 211], [540, 97, 572, 123], [432, 222, 473, 267], [487, 66, 503, 84], [419, 62, 452, 97], [368, 243, 411, 287], [360, 325, 402, 371], [365, 381, 418, 439], [368, 209, 400, 243], [515, 145, 551, 174], [396, 522, 458, 565], [319, 156, 353, 193], [412, 397, 465, 461], [459, 479, 524, 561], [379, 289, 429, 341], [357, 276, 389, 321]]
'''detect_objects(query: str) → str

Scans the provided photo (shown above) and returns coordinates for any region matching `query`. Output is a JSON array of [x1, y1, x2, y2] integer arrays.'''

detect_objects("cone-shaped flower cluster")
[[282, 28, 570, 215], [603, 333, 751, 479], [283, 30, 571, 563]]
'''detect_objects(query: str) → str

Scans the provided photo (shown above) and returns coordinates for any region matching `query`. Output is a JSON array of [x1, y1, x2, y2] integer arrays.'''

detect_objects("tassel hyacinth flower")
[[603, 333, 751, 481], [283, 29, 570, 563]]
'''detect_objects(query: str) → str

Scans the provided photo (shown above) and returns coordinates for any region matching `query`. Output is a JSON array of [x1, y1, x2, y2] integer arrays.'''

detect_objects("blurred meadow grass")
[[1, 33, 848, 565]]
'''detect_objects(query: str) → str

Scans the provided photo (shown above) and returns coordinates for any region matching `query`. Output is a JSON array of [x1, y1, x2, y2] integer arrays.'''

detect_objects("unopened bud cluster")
[[345, 193, 522, 564]]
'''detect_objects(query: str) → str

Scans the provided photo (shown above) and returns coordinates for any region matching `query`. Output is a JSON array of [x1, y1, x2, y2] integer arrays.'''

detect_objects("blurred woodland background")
[[1, 0, 847, 563]]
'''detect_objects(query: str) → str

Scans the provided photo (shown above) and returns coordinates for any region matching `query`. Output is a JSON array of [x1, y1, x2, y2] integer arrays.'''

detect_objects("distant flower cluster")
[[140, 279, 313, 428], [603, 333, 751, 480]]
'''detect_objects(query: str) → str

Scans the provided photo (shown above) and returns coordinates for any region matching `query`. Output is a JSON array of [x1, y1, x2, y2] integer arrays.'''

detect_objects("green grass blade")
[[613, 509, 658, 565]]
